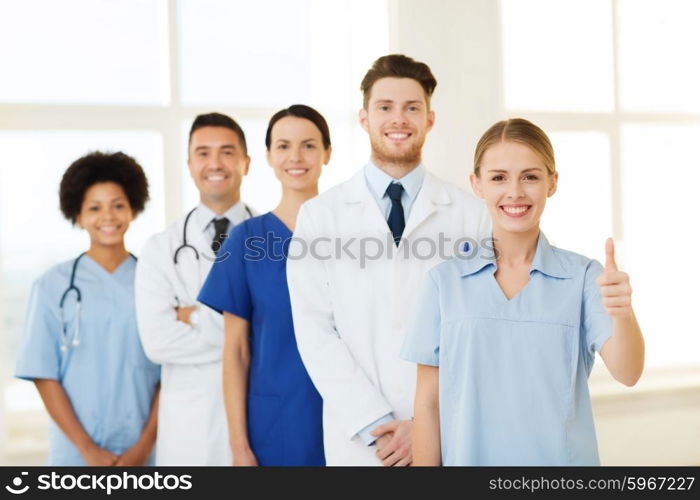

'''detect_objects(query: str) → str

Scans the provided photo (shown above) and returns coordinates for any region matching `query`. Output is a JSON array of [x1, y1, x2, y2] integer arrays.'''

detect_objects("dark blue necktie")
[[386, 183, 405, 246], [211, 217, 230, 254]]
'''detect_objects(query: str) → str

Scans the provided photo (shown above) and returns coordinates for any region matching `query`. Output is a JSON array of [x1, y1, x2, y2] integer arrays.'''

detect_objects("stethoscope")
[[59, 251, 137, 352], [172, 205, 253, 264]]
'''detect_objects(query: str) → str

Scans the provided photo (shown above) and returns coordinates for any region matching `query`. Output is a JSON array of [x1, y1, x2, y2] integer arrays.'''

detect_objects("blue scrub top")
[[401, 232, 612, 466], [198, 212, 325, 466], [15, 255, 160, 466]]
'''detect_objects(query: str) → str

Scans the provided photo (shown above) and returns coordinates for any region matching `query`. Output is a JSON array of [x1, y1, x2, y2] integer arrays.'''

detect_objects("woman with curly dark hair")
[[14, 151, 161, 466]]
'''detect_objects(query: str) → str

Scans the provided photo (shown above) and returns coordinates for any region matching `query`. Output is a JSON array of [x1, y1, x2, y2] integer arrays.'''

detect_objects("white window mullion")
[[164, 0, 184, 223]]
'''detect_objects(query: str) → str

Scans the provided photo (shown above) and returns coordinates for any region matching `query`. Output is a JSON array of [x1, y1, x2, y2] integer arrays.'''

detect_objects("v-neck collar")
[[268, 211, 294, 237], [82, 253, 134, 278], [490, 270, 532, 304], [486, 232, 571, 303]]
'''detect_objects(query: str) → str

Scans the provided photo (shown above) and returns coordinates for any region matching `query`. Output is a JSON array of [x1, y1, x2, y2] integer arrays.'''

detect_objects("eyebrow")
[[274, 138, 319, 143], [374, 99, 423, 105], [86, 196, 127, 203], [486, 167, 544, 174], [194, 144, 237, 152]]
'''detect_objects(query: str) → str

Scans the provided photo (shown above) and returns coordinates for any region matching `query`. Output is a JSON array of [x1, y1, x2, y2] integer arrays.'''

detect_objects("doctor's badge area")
[[5, 472, 29, 495]]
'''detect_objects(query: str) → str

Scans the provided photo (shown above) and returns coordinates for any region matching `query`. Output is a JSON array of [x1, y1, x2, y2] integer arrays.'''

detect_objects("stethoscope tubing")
[[59, 252, 86, 351], [58, 252, 136, 351], [172, 204, 253, 264]]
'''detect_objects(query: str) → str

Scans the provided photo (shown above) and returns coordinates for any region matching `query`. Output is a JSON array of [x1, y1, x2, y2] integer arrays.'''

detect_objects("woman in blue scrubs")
[[404, 118, 645, 466], [15, 152, 160, 466], [198, 105, 330, 466]]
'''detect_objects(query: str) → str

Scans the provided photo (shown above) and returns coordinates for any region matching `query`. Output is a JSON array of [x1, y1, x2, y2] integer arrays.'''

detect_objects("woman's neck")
[[492, 226, 540, 267], [273, 186, 318, 232], [86, 244, 130, 273]]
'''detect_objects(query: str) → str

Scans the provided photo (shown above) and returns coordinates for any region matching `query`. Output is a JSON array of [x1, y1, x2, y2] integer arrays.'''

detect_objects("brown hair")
[[189, 112, 247, 155], [360, 54, 437, 109], [265, 104, 331, 150], [473, 118, 556, 177]]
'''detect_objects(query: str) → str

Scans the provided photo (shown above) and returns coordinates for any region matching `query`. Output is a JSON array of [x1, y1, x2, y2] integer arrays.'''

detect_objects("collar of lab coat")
[[194, 201, 248, 234], [364, 160, 426, 208], [341, 167, 452, 239]]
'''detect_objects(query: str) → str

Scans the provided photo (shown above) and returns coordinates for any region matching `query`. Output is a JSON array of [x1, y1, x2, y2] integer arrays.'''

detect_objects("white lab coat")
[[135, 205, 249, 465], [287, 169, 489, 465]]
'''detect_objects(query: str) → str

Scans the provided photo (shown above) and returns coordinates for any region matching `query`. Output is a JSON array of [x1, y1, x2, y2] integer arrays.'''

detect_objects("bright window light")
[[541, 131, 612, 262], [500, 0, 615, 112], [0, 130, 164, 279], [618, 0, 700, 113], [178, 0, 388, 110], [621, 123, 700, 366], [0, 0, 169, 105]]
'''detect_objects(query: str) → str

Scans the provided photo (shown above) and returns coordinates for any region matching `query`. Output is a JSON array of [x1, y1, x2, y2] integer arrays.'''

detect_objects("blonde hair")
[[473, 118, 556, 177]]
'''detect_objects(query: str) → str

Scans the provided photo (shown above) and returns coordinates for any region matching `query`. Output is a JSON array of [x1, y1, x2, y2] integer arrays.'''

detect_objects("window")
[[0, 0, 388, 464], [501, 0, 614, 113], [500, 0, 700, 367], [0, 0, 169, 105]]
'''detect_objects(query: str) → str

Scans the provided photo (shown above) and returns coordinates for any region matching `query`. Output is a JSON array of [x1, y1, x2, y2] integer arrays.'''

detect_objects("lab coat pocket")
[[247, 394, 283, 465]]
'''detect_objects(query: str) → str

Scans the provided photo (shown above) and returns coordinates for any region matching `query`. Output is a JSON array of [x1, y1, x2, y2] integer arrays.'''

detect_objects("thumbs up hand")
[[596, 238, 633, 317]]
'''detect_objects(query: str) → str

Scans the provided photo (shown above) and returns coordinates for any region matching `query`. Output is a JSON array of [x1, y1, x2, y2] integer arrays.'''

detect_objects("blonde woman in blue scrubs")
[[403, 118, 644, 466]]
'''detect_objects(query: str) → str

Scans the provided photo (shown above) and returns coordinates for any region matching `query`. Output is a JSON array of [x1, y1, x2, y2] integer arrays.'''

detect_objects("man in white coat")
[[135, 113, 253, 465], [287, 55, 489, 465]]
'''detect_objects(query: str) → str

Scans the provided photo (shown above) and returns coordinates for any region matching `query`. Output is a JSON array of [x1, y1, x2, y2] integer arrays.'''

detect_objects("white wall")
[[389, 0, 504, 190]]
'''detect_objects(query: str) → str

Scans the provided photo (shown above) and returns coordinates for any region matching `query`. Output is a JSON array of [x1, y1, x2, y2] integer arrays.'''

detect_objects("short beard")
[[369, 135, 423, 168]]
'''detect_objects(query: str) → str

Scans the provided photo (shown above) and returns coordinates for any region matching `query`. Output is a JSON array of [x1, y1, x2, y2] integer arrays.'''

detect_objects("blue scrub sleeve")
[[15, 278, 61, 381], [582, 259, 613, 369], [400, 270, 441, 366], [198, 223, 252, 321]]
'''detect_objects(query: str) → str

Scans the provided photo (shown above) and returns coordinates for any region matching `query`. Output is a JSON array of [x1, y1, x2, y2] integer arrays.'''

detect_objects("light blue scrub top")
[[401, 232, 612, 466], [15, 255, 160, 466]]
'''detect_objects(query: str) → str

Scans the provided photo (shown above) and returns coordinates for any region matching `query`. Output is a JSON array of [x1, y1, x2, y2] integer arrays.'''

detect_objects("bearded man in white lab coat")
[[287, 55, 489, 466], [135, 113, 254, 465]]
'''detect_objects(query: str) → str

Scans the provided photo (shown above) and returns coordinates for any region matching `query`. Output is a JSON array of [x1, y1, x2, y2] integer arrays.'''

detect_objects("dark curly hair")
[[59, 151, 150, 224]]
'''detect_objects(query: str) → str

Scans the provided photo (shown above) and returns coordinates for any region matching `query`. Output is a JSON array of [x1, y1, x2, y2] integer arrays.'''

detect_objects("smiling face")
[[76, 182, 134, 247], [470, 140, 558, 237], [267, 116, 330, 193], [188, 126, 250, 207], [359, 77, 435, 170]]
